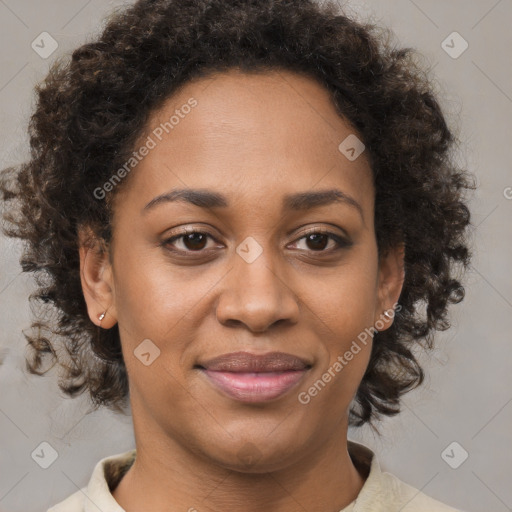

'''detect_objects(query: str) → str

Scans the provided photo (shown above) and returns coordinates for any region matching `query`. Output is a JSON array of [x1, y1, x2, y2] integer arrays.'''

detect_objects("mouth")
[[196, 351, 312, 403]]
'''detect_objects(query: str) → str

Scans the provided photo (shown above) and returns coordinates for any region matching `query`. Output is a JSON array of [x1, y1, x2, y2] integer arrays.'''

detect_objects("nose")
[[215, 248, 300, 333]]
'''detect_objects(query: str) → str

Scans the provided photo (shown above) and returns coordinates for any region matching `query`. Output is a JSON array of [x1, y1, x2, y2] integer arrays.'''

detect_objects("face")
[[80, 69, 404, 472]]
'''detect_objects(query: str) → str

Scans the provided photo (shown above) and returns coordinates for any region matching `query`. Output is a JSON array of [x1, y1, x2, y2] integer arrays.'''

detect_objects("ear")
[[78, 226, 117, 329], [374, 243, 405, 330]]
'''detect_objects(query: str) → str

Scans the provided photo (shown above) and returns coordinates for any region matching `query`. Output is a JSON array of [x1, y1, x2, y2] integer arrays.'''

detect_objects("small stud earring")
[[98, 311, 106, 322]]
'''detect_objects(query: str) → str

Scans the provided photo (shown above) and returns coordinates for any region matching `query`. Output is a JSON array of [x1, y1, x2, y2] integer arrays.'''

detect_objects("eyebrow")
[[142, 187, 364, 221]]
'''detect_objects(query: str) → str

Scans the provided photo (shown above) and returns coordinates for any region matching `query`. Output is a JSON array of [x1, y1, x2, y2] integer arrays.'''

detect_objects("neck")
[[113, 419, 366, 512]]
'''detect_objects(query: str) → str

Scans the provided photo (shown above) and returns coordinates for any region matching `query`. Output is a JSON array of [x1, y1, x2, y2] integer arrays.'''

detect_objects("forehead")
[[115, 69, 374, 218]]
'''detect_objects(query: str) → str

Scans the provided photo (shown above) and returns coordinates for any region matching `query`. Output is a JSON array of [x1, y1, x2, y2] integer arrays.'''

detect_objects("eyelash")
[[160, 227, 351, 256]]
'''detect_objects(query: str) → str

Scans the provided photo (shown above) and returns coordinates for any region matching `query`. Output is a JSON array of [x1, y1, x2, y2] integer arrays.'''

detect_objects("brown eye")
[[181, 233, 208, 251], [162, 230, 217, 253], [304, 233, 330, 251], [291, 230, 350, 253]]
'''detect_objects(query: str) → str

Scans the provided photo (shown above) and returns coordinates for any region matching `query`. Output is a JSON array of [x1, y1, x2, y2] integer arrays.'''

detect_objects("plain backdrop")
[[0, 1, 511, 511]]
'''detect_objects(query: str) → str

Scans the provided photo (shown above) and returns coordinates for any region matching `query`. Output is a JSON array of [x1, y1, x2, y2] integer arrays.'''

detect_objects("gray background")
[[0, 1, 511, 511]]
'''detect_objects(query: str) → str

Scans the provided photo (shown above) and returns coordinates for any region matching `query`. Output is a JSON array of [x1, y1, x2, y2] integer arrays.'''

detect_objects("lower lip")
[[201, 369, 308, 402]]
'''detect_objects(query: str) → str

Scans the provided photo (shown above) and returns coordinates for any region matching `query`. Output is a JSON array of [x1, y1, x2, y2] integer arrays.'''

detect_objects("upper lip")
[[198, 351, 311, 372]]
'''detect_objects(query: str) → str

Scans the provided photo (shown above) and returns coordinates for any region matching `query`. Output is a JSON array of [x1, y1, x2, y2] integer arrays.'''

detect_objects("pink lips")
[[198, 351, 311, 403]]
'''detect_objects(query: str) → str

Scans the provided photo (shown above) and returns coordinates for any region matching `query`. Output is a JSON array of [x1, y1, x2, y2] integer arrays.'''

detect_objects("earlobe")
[[376, 243, 405, 330], [78, 227, 117, 329]]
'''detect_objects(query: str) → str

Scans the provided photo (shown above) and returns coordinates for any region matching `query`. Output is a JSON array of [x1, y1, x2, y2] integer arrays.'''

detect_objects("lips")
[[199, 351, 310, 372], [197, 351, 311, 403]]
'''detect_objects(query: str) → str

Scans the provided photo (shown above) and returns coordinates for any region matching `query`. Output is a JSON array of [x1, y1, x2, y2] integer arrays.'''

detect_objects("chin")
[[197, 435, 307, 474]]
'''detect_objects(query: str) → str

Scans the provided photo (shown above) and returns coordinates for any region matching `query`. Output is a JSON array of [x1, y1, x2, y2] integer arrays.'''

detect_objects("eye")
[[290, 229, 351, 252], [161, 229, 219, 253]]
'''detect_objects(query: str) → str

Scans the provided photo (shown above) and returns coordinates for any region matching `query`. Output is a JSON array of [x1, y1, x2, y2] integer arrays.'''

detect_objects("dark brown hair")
[[0, 0, 474, 428]]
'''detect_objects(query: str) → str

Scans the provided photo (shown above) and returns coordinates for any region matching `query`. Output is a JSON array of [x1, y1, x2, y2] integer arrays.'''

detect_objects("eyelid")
[[291, 222, 350, 239], [162, 224, 221, 242]]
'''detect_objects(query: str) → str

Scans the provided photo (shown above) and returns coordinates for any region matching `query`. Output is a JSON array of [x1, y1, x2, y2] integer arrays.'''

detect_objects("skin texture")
[[79, 69, 404, 512]]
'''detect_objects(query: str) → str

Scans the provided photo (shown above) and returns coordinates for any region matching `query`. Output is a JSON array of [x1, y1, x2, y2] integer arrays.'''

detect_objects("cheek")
[[305, 257, 379, 334], [298, 253, 378, 396], [331, 272, 378, 339], [322, 298, 374, 393], [299, 282, 375, 418], [112, 247, 206, 339], [112, 248, 227, 385]]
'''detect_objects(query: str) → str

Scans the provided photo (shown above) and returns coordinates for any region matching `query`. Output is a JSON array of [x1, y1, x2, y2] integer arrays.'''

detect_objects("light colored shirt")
[[47, 440, 462, 511]]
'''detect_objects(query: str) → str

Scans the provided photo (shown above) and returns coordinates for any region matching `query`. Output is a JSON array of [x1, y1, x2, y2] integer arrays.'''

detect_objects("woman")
[[0, 0, 473, 510]]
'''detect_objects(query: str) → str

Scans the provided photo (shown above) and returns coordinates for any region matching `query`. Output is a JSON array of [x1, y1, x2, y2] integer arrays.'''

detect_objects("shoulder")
[[347, 440, 463, 512], [47, 489, 84, 512], [380, 470, 462, 511], [46, 449, 136, 512]]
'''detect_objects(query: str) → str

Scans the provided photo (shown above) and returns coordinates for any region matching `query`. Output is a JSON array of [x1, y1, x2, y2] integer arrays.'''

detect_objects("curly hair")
[[0, 0, 474, 428]]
